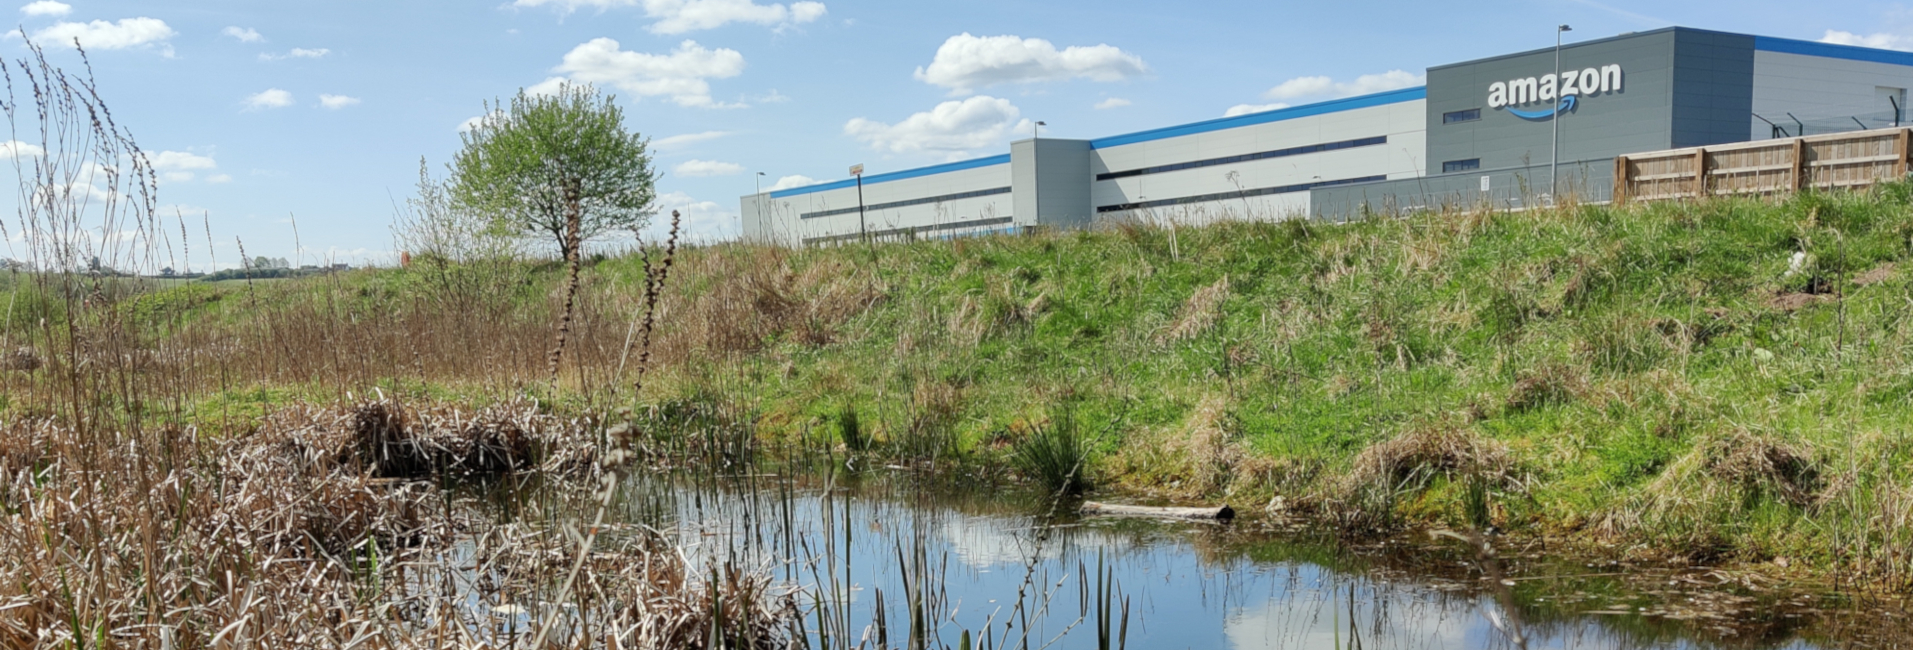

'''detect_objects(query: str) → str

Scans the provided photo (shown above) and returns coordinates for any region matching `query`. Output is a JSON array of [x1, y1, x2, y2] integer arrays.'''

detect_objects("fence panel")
[[1616, 127, 1913, 203]]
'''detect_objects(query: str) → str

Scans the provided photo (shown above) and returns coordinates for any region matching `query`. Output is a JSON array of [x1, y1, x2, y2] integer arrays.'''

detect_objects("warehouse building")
[[742, 27, 1913, 246]]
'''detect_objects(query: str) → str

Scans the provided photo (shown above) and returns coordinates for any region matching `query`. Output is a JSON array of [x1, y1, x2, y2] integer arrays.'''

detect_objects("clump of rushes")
[[1014, 411, 1095, 494], [837, 402, 869, 452]]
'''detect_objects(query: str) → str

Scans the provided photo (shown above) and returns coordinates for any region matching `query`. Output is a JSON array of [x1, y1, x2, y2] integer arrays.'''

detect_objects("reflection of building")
[[742, 27, 1913, 246]]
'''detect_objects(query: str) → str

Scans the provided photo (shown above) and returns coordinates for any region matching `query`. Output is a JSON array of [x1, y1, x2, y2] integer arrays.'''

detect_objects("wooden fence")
[[1614, 127, 1913, 202]]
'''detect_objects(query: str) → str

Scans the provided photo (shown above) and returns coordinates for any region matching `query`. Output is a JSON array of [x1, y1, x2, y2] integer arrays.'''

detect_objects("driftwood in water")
[[1080, 501, 1234, 521]]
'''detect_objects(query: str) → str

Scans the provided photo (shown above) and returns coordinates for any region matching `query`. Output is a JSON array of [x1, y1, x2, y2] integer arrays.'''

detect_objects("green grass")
[[26, 183, 1913, 583]]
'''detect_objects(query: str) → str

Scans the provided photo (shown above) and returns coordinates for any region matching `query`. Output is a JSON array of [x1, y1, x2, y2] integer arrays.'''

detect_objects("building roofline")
[[768, 154, 1012, 199], [1753, 35, 1913, 67], [1088, 86, 1426, 149]]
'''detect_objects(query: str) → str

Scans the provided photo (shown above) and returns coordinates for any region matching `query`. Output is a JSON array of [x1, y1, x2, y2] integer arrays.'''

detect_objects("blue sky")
[[4, 0, 1911, 268]]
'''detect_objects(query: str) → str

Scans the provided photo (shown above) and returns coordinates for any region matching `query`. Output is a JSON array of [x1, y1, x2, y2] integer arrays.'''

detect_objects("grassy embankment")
[[8, 184, 1913, 588]]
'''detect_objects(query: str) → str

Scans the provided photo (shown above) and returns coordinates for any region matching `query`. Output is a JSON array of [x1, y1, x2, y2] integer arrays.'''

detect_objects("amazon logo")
[[1487, 65, 1624, 120]]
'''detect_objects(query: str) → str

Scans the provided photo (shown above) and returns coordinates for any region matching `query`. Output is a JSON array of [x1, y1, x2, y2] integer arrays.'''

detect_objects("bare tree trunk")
[[547, 185, 584, 385]]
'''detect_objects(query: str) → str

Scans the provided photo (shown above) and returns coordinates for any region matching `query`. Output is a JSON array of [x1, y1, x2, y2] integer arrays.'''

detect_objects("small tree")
[[448, 83, 656, 380]]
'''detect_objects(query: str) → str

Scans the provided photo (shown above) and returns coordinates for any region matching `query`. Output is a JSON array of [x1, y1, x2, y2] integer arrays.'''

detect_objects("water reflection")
[[512, 468, 1894, 650]]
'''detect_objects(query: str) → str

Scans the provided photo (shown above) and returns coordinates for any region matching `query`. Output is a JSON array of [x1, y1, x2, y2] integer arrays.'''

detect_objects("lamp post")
[[1551, 24, 1572, 202], [850, 164, 867, 245], [753, 171, 765, 241], [1031, 121, 1045, 225]]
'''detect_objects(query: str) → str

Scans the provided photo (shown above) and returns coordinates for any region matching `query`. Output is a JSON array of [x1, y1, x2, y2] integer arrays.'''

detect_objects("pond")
[[476, 465, 1904, 650]]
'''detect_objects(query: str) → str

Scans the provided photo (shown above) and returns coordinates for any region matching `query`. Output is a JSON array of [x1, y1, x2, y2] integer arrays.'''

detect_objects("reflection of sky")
[[608, 475, 1839, 650]]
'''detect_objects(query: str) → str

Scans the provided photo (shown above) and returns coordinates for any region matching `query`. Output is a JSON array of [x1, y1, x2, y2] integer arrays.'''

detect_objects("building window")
[[1442, 159, 1481, 173], [1442, 108, 1481, 124]]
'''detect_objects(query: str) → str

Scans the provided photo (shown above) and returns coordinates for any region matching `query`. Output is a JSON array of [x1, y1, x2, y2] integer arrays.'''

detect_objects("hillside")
[[7, 185, 1913, 585]]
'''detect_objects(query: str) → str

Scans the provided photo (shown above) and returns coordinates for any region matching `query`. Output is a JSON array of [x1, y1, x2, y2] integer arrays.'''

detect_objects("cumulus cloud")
[[245, 89, 294, 109], [19, 1, 70, 17], [1, 140, 45, 159], [149, 150, 216, 172], [222, 26, 264, 43], [672, 159, 746, 177], [547, 38, 745, 108], [650, 190, 734, 240], [1261, 70, 1422, 101], [768, 174, 817, 191], [1094, 97, 1130, 110], [459, 109, 506, 132], [20, 17, 175, 52], [1821, 29, 1913, 50], [914, 33, 1146, 94], [1223, 102, 1289, 117], [642, 0, 826, 34], [319, 94, 361, 109], [260, 47, 329, 61], [654, 130, 731, 148], [512, 0, 826, 34], [206, 173, 233, 184], [845, 95, 1027, 157]]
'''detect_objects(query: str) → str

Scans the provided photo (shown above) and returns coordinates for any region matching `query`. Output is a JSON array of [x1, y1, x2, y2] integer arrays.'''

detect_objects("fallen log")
[[1080, 501, 1234, 521]]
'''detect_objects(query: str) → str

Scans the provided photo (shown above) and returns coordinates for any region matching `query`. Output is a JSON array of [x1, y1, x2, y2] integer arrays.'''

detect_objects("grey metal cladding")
[[1012, 139, 1094, 229], [1670, 30, 1755, 148], [1425, 29, 1681, 173]]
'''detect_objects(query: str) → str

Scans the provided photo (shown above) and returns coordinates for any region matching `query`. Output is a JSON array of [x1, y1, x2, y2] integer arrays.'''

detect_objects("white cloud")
[[160, 171, 194, 183], [19, 1, 70, 17], [0, 140, 45, 159], [222, 26, 263, 43], [643, 0, 827, 34], [768, 174, 817, 191], [22, 17, 175, 52], [206, 174, 233, 184], [654, 130, 731, 148], [845, 95, 1027, 157], [1223, 102, 1289, 117], [459, 109, 506, 132], [548, 38, 745, 108], [1262, 70, 1422, 100], [244, 89, 294, 109], [1820, 29, 1913, 51], [650, 190, 734, 240], [319, 94, 361, 109], [260, 47, 329, 61], [512, 0, 827, 34], [149, 150, 216, 172], [672, 159, 746, 177], [523, 77, 571, 97], [1094, 97, 1131, 110], [914, 33, 1146, 94]]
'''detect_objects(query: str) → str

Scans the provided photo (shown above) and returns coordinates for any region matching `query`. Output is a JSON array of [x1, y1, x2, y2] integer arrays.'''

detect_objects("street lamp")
[[1551, 24, 1572, 202], [754, 171, 765, 240], [1031, 121, 1046, 224]]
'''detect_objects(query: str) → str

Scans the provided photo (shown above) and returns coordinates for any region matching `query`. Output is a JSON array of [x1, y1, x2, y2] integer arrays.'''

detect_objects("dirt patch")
[[1852, 263, 1897, 287], [1765, 292, 1832, 311]]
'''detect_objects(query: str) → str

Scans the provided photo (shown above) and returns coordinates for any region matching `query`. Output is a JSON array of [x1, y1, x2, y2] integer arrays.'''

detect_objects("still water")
[[512, 467, 1903, 650]]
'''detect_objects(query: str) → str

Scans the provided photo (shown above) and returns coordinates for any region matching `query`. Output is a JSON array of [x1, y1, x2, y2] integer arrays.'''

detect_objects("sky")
[[3, 0, 1912, 270]]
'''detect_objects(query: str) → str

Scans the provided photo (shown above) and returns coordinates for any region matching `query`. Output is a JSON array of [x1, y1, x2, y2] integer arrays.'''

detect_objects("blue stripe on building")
[[768, 154, 1012, 199], [1753, 36, 1913, 67]]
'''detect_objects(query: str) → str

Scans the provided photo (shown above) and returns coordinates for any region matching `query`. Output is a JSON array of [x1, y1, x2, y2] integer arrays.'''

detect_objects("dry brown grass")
[[1328, 420, 1516, 533], [0, 402, 795, 649], [1158, 276, 1230, 343]]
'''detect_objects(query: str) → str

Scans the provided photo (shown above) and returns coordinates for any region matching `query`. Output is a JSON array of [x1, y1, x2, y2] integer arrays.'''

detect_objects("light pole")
[[1031, 121, 1045, 225], [1551, 24, 1572, 201], [754, 171, 765, 240], [850, 164, 867, 244]]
